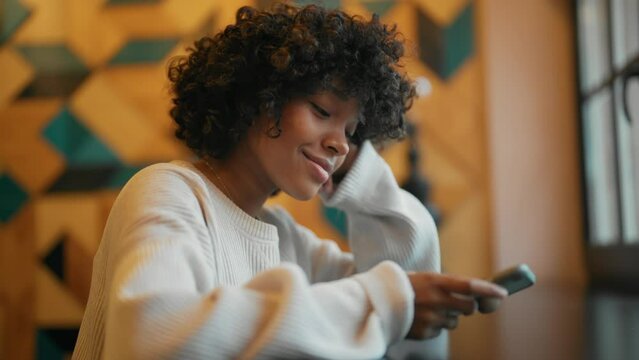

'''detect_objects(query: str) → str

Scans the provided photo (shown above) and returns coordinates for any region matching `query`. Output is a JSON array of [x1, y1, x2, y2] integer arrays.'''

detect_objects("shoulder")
[[124, 161, 207, 193], [127, 161, 204, 186], [114, 161, 210, 213]]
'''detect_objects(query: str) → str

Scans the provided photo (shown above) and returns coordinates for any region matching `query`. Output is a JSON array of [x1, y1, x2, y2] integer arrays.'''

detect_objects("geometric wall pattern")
[[0, 173, 29, 222], [16, 45, 89, 98], [36, 328, 79, 360], [0, 0, 31, 45], [417, 3, 474, 79], [0, 1, 484, 358]]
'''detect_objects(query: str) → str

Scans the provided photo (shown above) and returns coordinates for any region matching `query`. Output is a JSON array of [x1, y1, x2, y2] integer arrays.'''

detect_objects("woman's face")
[[247, 91, 360, 200]]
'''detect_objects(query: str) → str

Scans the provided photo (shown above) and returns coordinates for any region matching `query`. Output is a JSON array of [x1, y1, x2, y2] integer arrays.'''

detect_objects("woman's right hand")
[[406, 272, 508, 339]]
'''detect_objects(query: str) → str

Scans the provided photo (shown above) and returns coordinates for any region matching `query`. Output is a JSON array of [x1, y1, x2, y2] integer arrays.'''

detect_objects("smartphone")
[[490, 264, 536, 295]]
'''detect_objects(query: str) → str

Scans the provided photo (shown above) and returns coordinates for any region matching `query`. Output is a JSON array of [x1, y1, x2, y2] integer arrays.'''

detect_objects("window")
[[576, 0, 639, 290], [577, 0, 639, 246]]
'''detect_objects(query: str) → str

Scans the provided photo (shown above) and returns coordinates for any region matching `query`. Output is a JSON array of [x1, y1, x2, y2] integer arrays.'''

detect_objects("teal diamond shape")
[[36, 330, 64, 360], [107, 0, 160, 4], [36, 328, 79, 360], [17, 45, 87, 74], [106, 164, 145, 188], [1, 0, 31, 44], [361, 0, 395, 16], [110, 38, 179, 65], [295, 0, 341, 9], [0, 173, 29, 222], [417, 3, 475, 80], [16, 45, 89, 97], [443, 3, 474, 79], [43, 107, 119, 166], [322, 206, 348, 237]]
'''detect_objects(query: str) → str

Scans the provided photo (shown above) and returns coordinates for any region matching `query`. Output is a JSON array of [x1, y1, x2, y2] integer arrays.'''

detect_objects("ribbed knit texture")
[[73, 141, 440, 359]]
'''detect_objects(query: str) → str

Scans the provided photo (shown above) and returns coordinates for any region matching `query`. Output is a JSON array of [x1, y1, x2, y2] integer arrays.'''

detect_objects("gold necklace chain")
[[203, 160, 261, 221], [203, 160, 236, 203]]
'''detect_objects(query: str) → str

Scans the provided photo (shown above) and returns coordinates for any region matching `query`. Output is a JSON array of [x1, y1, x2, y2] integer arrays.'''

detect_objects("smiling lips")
[[303, 151, 334, 183]]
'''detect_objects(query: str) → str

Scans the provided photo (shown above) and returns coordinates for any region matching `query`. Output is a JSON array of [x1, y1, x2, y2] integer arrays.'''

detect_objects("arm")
[[268, 142, 507, 346], [279, 140, 440, 284], [324, 140, 440, 273], [101, 166, 415, 359]]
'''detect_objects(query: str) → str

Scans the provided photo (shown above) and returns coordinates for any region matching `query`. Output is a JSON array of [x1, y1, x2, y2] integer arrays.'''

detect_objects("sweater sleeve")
[[94, 165, 414, 359], [324, 140, 441, 274], [276, 141, 440, 285]]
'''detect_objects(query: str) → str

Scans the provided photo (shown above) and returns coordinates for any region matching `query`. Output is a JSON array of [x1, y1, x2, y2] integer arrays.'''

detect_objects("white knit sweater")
[[73, 141, 440, 359]]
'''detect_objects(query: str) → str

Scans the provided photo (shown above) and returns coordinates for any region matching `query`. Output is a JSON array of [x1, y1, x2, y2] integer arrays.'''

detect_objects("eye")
[[309, 101, 331, 118]]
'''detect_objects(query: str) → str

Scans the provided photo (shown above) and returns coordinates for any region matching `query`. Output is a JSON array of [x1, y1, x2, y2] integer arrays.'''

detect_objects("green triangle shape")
[[322, 205, 348, 237], [0, 173, 29, 222], [71, 134, 119, 165], [1, 0, 31, 44], [443, 3, 474, 79], [36, 330, 64, 360], [107, 164, 145, 188], [110, 38, 179, 65], [43, 107, 119, 166], [295, 0, 341, 9], [17, 45, 87, 73], [361, 0, 395, 16], [107, 0, 160, 4], [43, 237, 66, 282], [43, 107, 86, 158]]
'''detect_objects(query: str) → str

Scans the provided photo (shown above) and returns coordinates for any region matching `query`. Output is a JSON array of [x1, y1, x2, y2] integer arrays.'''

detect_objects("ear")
[[255, 114, 281, 138]]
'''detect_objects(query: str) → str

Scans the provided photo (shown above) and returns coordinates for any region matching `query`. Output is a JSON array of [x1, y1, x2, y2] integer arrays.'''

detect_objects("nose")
[[323, 134, 349, 156]]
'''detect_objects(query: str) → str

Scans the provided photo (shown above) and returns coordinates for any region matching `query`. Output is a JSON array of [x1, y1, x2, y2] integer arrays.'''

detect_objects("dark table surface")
[[387, 283, 639, 360]]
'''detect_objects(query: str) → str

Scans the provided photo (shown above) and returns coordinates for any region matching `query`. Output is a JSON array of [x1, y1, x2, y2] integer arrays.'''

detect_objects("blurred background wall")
[[0, 0, 585, 358]]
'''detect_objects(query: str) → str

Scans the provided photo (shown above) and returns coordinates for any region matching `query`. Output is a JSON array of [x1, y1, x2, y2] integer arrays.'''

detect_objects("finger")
[[407, 321, 423, 340], [418, 273, 473, 295], [443, 315, 458, 330], [407, 317, 443, 340], [469, 280, 508, 298], [413, 310, 450, 339], [409, 326, 442, 340], [421, 327, 442, 339], [417, 292, 477, 316], [413, 308, 447, 327], [445, 293, 478, 316], [477, 297, 502, 314], [431, 274, 507, 298]]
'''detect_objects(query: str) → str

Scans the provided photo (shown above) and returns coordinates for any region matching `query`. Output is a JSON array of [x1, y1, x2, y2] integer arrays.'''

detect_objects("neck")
[[198, 146, 277, 218]]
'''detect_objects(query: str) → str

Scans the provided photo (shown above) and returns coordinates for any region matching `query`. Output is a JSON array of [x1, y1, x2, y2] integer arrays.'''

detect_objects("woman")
[[73, 4, 506, 359]]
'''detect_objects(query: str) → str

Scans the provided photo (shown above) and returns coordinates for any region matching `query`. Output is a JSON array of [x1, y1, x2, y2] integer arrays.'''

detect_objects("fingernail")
[[495, 286, 508, 297], [472, 279, 508, 297]]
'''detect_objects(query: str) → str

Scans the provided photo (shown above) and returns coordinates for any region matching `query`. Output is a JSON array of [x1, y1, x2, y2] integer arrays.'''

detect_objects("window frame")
[[573, 0, 639, 292]]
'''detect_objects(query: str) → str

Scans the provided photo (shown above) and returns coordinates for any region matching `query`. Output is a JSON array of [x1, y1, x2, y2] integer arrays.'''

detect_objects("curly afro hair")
[[168, 3, 415, 159]]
